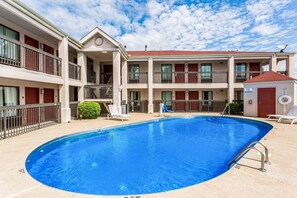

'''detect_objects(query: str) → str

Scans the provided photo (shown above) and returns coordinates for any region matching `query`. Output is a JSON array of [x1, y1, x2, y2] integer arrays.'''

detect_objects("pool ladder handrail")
[[221, 104, 230, 116], [228, 141, 270, 172]]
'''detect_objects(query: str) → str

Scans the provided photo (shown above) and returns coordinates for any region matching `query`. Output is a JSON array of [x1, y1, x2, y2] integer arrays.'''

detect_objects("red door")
[[103, 65, 113, 84], [188, 64, 198, 83], [249, 62, 260, 78], [258, 88, 275, 117], [189, 91, 199, 111], [25, 35, 39, 71], [175, 91, 185, 111], [25, 87, 39, 124], [44, 89, 55, 121], [175, 64, 184, 83], [43, 44, 54, 75]]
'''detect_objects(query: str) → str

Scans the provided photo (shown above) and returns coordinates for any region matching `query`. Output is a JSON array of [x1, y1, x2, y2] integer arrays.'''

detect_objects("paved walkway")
[[0, 113, 297, 198]]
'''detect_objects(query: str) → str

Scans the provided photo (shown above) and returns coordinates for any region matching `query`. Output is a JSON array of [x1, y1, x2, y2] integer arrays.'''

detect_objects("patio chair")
[[162, 104, 174, 113], [278, 115, 297, 125], [268, 105, 297, 120], [107, 105, 131, 121]]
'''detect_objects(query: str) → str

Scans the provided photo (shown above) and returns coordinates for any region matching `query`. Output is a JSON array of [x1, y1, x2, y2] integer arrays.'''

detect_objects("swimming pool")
[[26, 116, 272, 195]]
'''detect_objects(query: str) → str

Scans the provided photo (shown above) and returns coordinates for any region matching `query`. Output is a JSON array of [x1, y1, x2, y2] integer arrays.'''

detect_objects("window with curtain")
[[129, 64, 140, 81], [236, 63, 247, 78], [202, 91, 213, 106], [161, 64, 172, 82], [201, 63, 212, 79], [0, 86, 19, 117], [161, 91, 172, 106], [0, 24, 20, 62]]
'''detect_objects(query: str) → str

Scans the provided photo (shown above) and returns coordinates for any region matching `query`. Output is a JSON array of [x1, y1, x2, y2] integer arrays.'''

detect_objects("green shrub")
[[78, 102, 101, 119], [228, 103, 243, 115]]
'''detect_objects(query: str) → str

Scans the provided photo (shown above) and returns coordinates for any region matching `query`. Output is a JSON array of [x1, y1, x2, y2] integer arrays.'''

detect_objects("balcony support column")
[[113, 51, 121, 107], [269, 54, 278, 72], [228, 56, 235, 103], [286, 55, 295, 77], [148, 57, 154, 113], [58, 37, 71, 122], [121, 60, 128, 104], [77, 52, 87, 102]]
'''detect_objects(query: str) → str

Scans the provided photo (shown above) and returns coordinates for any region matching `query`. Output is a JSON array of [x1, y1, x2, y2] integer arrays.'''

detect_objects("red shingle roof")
[[244, 71, 295, 83], [128, 50, 261, 56]]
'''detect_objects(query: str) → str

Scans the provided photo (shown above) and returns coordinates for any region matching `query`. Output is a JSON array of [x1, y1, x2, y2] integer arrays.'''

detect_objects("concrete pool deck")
[[0, 113, 297, 198]]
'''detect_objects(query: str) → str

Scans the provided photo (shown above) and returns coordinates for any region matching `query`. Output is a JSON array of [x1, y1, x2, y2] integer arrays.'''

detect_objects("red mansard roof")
[[127, 50, 267, 56], [244, 71, 295, 83]]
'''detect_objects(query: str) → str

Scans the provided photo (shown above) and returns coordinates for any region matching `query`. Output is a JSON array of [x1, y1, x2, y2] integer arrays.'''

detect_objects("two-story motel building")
[[0, 0, 295, 126]]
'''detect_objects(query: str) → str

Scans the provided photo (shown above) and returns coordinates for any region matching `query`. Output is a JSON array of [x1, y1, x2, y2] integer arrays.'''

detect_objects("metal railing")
[[228, 141, 270, 172], [0, 35, 61, 76], [84, 85, 113, 99], [0, 103, 61, 140], [87, 70, 96, 83], [221, 104, 230, 116], [153, 100, 226, 112], [153, 71, 228, 83], [70, 101, 79, 119], [100, 72, 113, 84], [128, 72, 148, 83], [128, 100, 148, 113], [69, 62, 81, 80], [235, 71, 263, 82]]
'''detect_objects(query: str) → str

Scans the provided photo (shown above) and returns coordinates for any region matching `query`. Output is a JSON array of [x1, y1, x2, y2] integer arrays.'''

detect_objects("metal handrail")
[[221, 104, 230, 116], [228, 141, 270, 172]]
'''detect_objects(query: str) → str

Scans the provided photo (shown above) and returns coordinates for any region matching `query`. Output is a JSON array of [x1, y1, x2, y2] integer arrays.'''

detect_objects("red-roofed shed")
[[243, 71, 296, 117]]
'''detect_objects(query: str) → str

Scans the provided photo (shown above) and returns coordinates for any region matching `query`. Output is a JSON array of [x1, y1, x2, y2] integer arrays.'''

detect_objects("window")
[[129, 64, 140, 82], [202, 91, 213, 106], [161, 91, 172, 107], [201, 63, 212, 79], [0, 24, 20, 64], [161, 64, 172, 82], [0, 86, 19, 117], [236, 63, 247, 79]]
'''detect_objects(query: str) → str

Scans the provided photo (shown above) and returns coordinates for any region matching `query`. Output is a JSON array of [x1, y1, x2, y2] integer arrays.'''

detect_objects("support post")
[[58, 37, 71, 123], [148, 57, 154, 113], [121, 60, 128, 104], [113, 51, 121, 107], [228, 56, 235, 103]]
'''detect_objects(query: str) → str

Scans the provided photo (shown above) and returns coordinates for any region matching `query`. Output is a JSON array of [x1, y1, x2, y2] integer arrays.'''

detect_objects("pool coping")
[[0, 113, 297, 198]]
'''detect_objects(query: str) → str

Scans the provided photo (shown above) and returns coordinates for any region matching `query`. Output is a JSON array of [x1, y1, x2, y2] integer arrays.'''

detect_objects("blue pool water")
[[26, 116, 272, 195]]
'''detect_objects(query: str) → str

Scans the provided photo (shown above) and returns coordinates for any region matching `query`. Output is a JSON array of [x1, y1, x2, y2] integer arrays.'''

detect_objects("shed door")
[[258, 88, 275, 117], [175, 91, 185, 111]]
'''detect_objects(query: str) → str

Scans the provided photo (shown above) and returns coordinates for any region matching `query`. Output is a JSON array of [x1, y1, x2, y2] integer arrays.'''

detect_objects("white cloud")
[[19, 0, 297, 54]]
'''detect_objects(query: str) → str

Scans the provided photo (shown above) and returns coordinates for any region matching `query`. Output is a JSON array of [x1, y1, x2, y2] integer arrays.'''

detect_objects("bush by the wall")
[[78, 102, 101, 119], [228, 103, 243, 115]]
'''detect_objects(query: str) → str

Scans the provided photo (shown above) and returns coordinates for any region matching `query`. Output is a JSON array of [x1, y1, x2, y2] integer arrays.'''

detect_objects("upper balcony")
[[153, 71, 228, 83], [0, 35, 61, 76], [68, 62, 81, 81]]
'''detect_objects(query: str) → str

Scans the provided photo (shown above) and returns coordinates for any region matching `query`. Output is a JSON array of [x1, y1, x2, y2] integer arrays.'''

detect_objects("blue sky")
[[20, 0, 297, 53]]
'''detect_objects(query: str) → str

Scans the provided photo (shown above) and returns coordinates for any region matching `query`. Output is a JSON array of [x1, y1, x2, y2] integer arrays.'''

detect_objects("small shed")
[[243, 71, 297, 117]]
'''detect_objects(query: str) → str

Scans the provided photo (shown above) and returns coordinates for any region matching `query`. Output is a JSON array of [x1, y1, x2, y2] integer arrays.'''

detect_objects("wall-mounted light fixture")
[[186, 90, 189, 95], [185, 63, 188, 69], [39, 43, 44, 49], [40, 88, 44, 94]]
